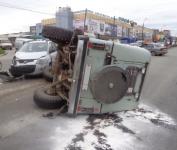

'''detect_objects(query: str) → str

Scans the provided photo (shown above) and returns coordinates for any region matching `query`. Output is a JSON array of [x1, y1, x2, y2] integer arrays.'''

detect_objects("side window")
[[147, 45, 153, 49], [144, 45, 149, 49]]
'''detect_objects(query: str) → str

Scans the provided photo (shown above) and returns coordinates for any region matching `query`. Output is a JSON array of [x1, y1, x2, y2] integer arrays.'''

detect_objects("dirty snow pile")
[[64, 104, 176, 150]]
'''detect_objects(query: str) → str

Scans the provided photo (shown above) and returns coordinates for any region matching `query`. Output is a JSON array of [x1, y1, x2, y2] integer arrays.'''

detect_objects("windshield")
[[19, 42, 48, 52]]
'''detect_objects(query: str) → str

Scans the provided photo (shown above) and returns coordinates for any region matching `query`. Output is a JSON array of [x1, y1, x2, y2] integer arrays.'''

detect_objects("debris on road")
[[42, 112, 54, 118], [42, 105, 68, 119], [65, 104, 176, 150], [0, 71, 23, 83]]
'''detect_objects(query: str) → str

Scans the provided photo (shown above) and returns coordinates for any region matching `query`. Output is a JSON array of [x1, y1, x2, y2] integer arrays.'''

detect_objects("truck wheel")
[[33, 88, 66, 109], [43, 67, 53, 82], [42, 26, 83, 44]]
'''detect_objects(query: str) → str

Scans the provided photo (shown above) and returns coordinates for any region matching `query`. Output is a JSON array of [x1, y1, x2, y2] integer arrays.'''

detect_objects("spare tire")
[[42, 26, 83, 44], [43, 67, 53, 82], [91, 66, 128, 104], [33, 88, 66, 109]]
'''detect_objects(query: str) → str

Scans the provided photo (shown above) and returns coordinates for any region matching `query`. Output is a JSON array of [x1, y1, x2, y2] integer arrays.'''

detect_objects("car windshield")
[[19, 42, 48, 52]]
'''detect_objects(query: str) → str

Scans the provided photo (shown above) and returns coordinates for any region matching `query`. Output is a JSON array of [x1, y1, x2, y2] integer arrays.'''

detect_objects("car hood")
[[15, 51, 47, 60]]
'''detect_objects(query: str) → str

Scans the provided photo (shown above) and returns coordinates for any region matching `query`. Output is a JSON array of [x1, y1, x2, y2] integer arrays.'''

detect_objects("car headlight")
[[12, 56, 18, 65], [36, 58, 48, 65]]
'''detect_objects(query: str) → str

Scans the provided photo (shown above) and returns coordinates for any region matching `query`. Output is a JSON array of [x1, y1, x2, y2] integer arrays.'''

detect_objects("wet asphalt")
[[0, 48, 177, 150]]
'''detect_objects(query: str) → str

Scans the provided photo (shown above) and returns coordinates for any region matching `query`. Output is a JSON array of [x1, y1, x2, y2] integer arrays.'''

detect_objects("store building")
[[35, 7, 154, 40]]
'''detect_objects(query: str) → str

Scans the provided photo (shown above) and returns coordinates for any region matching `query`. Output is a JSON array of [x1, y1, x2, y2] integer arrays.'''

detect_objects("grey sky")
[[0, 0, 176, 35]]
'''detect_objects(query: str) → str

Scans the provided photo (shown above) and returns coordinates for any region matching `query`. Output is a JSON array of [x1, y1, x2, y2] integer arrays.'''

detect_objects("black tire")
[[9, 67, 23, 77], [43, 67, 53, 82], [33, 88, 66, 109], [42, 26, 83, 44], [151, 51, 156, 56]]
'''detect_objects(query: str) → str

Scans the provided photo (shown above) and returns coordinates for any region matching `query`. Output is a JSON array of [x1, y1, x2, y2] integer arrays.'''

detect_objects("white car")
[[0, 38, 13, 50], [129, 41, 143, 47], [10, 40, 57, 77]]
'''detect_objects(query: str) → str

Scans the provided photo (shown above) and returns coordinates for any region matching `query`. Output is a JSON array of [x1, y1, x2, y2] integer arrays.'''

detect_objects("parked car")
[[120, 37, 137, 44], [15, 38, 33, 51], [130, 40, 143, 47], [0, 38, 13, 50], [142, 43, 167, 56], [172, 40, 177, 47], [10, 40, 57, 77]]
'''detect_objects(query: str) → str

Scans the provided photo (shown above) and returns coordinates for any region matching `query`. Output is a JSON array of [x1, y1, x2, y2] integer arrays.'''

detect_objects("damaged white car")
[[10, 40, 57, 77]]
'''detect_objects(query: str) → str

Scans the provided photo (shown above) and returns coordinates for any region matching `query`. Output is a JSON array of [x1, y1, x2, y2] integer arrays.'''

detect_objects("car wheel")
[[33, 88, 66, 109], [151, 52, 155, 56], [9, 67, 23, 77], [43, 67, 53, 82]]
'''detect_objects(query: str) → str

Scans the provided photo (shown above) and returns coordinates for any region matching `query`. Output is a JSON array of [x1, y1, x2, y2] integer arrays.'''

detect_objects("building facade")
[[36, 8, 154, 40]]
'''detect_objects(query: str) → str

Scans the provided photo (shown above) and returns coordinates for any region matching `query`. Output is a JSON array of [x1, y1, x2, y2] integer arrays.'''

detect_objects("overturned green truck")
[[33, 26, 151, 115]]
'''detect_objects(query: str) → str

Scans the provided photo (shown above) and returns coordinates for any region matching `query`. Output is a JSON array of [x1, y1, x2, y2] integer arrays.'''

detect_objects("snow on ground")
[[49, 116, 88, 150], [64, 104, 176, 150], [121, 104, 176, 129]]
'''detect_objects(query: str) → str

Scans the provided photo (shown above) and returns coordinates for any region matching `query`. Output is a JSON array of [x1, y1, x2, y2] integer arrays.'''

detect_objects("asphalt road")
[[0, 48, 177, 150], [142, 47, 177, 121]]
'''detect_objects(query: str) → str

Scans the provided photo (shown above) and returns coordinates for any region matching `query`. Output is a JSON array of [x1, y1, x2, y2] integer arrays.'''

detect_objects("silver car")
[[142, 43, 168, 56], [10, 40, 57, 77]]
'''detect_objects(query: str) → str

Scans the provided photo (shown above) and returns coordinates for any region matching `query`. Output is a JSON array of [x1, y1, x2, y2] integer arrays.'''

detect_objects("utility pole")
[[122, 26, 124, 37], [142, 18, 147, 41], [130, 21, 134, 37], [113, 16, 116, 40], [142, 22, 144, 41], [84, 8, 87, 32]]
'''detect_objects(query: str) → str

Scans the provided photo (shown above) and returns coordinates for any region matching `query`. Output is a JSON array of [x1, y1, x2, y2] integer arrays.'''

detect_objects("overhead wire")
[[0, 1, 55, 16]]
